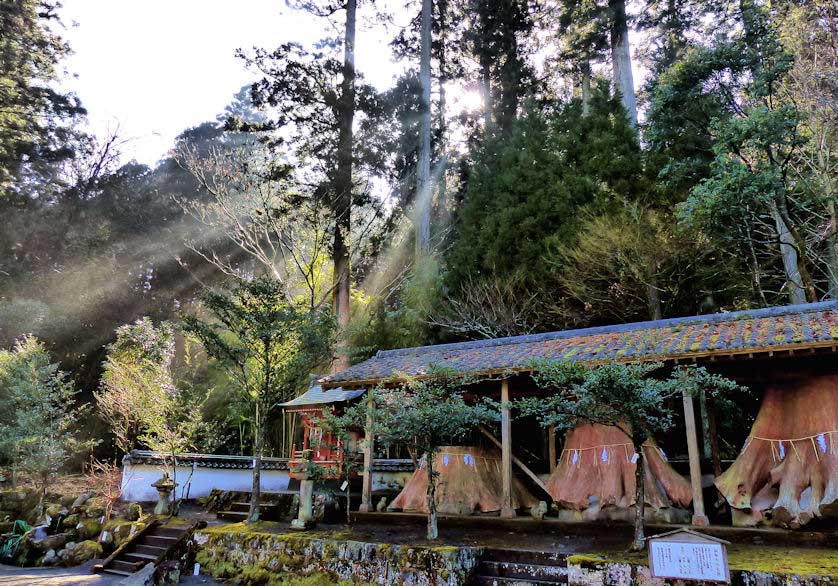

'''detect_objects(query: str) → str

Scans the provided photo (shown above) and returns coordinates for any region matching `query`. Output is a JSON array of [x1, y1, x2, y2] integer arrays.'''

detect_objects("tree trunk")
[[249, 403, 264, 523], [480, 56, 492, 130], [580, 60, 592, 117], [415, 0, 433, 258], [436, 0, 448, 223], [769, 198, 808, 304], [331, 0, 357, 374], [716, 374, 838, 528], [609, 0, 638, 127], [39, 472, 48, 517], [171, 450, 178, 516], [345, 475, 352, 525], [705, 396, 723, 479], [426, 450, 439, 540], [646, 279, 662, 320], [632, 445, 646, 551]]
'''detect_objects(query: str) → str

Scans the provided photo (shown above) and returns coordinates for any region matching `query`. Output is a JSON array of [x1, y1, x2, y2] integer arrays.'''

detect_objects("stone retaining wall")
[[194, 525, 481, 586], [193, 524, 837, 586]]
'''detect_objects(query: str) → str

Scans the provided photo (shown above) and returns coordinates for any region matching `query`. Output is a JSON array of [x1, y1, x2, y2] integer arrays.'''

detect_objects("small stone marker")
[[648, 528, 730, 583]]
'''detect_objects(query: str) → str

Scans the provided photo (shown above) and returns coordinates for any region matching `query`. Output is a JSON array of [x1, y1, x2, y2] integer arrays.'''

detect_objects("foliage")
[[96, 318, 178, 455], [341, 371, 498, 539], [648, 1, 821, 305], [446, 87, 644, 291], [96, 317, 216, 513], [546, 204, 749, 323], [0, 336, 96, 508], [176, 139, 335, 307], [84, 459, 123, 523], [429, 273, 542, 339], [0, 0, 85, 197], [182, 276, 334, 521], [346, 256, 441, 362]]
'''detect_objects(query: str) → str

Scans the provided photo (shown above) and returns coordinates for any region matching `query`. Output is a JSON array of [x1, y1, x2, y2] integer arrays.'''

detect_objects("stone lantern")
[[151, 473, 177, 516]]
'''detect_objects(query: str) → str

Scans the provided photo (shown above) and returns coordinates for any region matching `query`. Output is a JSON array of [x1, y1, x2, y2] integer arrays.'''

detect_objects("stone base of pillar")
[[691, 514, 710, 527], [500, 506, 517, 519], [358, 502, 372, 513], [293, 479, 315, 530], [290, 518, 316, 530]]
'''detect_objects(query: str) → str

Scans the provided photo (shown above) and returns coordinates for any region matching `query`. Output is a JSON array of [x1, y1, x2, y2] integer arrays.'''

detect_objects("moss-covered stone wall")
[[194, 523, 481, 586], [567, 556, 838, 586]]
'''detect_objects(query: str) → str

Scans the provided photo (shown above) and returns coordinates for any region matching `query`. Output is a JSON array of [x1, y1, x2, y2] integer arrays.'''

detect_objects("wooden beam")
[[500, 379, 516, 518], [358, 392, 374, 513], [548, 425, 557, 474], [682, 390, 709, 526], [480, 426, 550, 496]]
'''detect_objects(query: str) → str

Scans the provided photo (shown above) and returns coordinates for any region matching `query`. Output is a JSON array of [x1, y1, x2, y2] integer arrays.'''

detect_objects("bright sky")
[[59, 1, 410, 166]]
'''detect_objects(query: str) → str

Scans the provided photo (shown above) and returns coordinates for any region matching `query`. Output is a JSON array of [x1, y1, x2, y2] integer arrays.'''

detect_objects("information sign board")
[[648, 529, 730, 583]]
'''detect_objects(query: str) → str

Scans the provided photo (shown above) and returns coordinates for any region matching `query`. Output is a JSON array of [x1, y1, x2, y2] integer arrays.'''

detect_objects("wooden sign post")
[[648, 529, 730, 583]]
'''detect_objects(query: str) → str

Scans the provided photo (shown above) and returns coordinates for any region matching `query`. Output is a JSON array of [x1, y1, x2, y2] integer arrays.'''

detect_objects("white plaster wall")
[[121, 463, 291, 502]]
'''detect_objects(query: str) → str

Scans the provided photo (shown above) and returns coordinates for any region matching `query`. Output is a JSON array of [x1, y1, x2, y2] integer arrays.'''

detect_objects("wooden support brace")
[[548, 425, 557, 474], [480, 425, 550, 497]]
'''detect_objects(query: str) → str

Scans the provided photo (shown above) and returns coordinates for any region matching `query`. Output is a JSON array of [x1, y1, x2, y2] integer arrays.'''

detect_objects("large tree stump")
[[388, 446, 538, 515], [715, 373, 838, 528], [547, 424, 692, 521]]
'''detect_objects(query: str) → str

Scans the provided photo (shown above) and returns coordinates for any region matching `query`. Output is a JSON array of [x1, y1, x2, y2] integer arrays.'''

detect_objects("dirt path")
[[0, 563, 222, 585], [0, 562, 121, 585]]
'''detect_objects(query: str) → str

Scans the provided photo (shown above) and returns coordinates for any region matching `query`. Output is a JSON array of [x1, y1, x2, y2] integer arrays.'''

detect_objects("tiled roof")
[[279, 383, 366, 410], [124, 450, 290, 470], [322, 301, 838, 387], [123, 450, 414, 473]]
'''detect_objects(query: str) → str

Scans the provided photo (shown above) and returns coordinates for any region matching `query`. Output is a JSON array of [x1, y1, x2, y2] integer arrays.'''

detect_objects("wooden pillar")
[[500, 379, 516, 518], [682, 390, 709, 526], [358, 393, 374, 513], [548, 425, 557, 474]]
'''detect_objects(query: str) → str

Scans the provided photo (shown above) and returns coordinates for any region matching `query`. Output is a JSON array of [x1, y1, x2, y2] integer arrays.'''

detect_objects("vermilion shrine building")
[[300, 301, 838, 529]]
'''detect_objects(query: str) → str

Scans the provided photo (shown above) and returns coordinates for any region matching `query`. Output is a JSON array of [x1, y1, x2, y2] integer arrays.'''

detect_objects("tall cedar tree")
[[245, 0, 375, 372], [446, 87, 643, 291], [556, 0, 637, 124], [467, 0, 535, 134], [0, 0, 85, 198], [182, 277, 334, 522], [415, 0, 433, 257]]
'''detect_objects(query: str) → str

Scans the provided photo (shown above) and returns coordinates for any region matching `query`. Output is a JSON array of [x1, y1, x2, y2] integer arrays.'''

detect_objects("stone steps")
[[216, 498, 282, 521], [472, 548, 568, 585], [97, 521, 196, 578], [473, 578, 565, 586]]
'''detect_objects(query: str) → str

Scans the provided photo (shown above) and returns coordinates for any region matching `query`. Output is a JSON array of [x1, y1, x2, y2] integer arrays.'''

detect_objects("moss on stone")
[[726, 545, 838, 577], [570, 545, 838, 578], [196, 525, 479, 585], [567, 554, 607, 566]]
